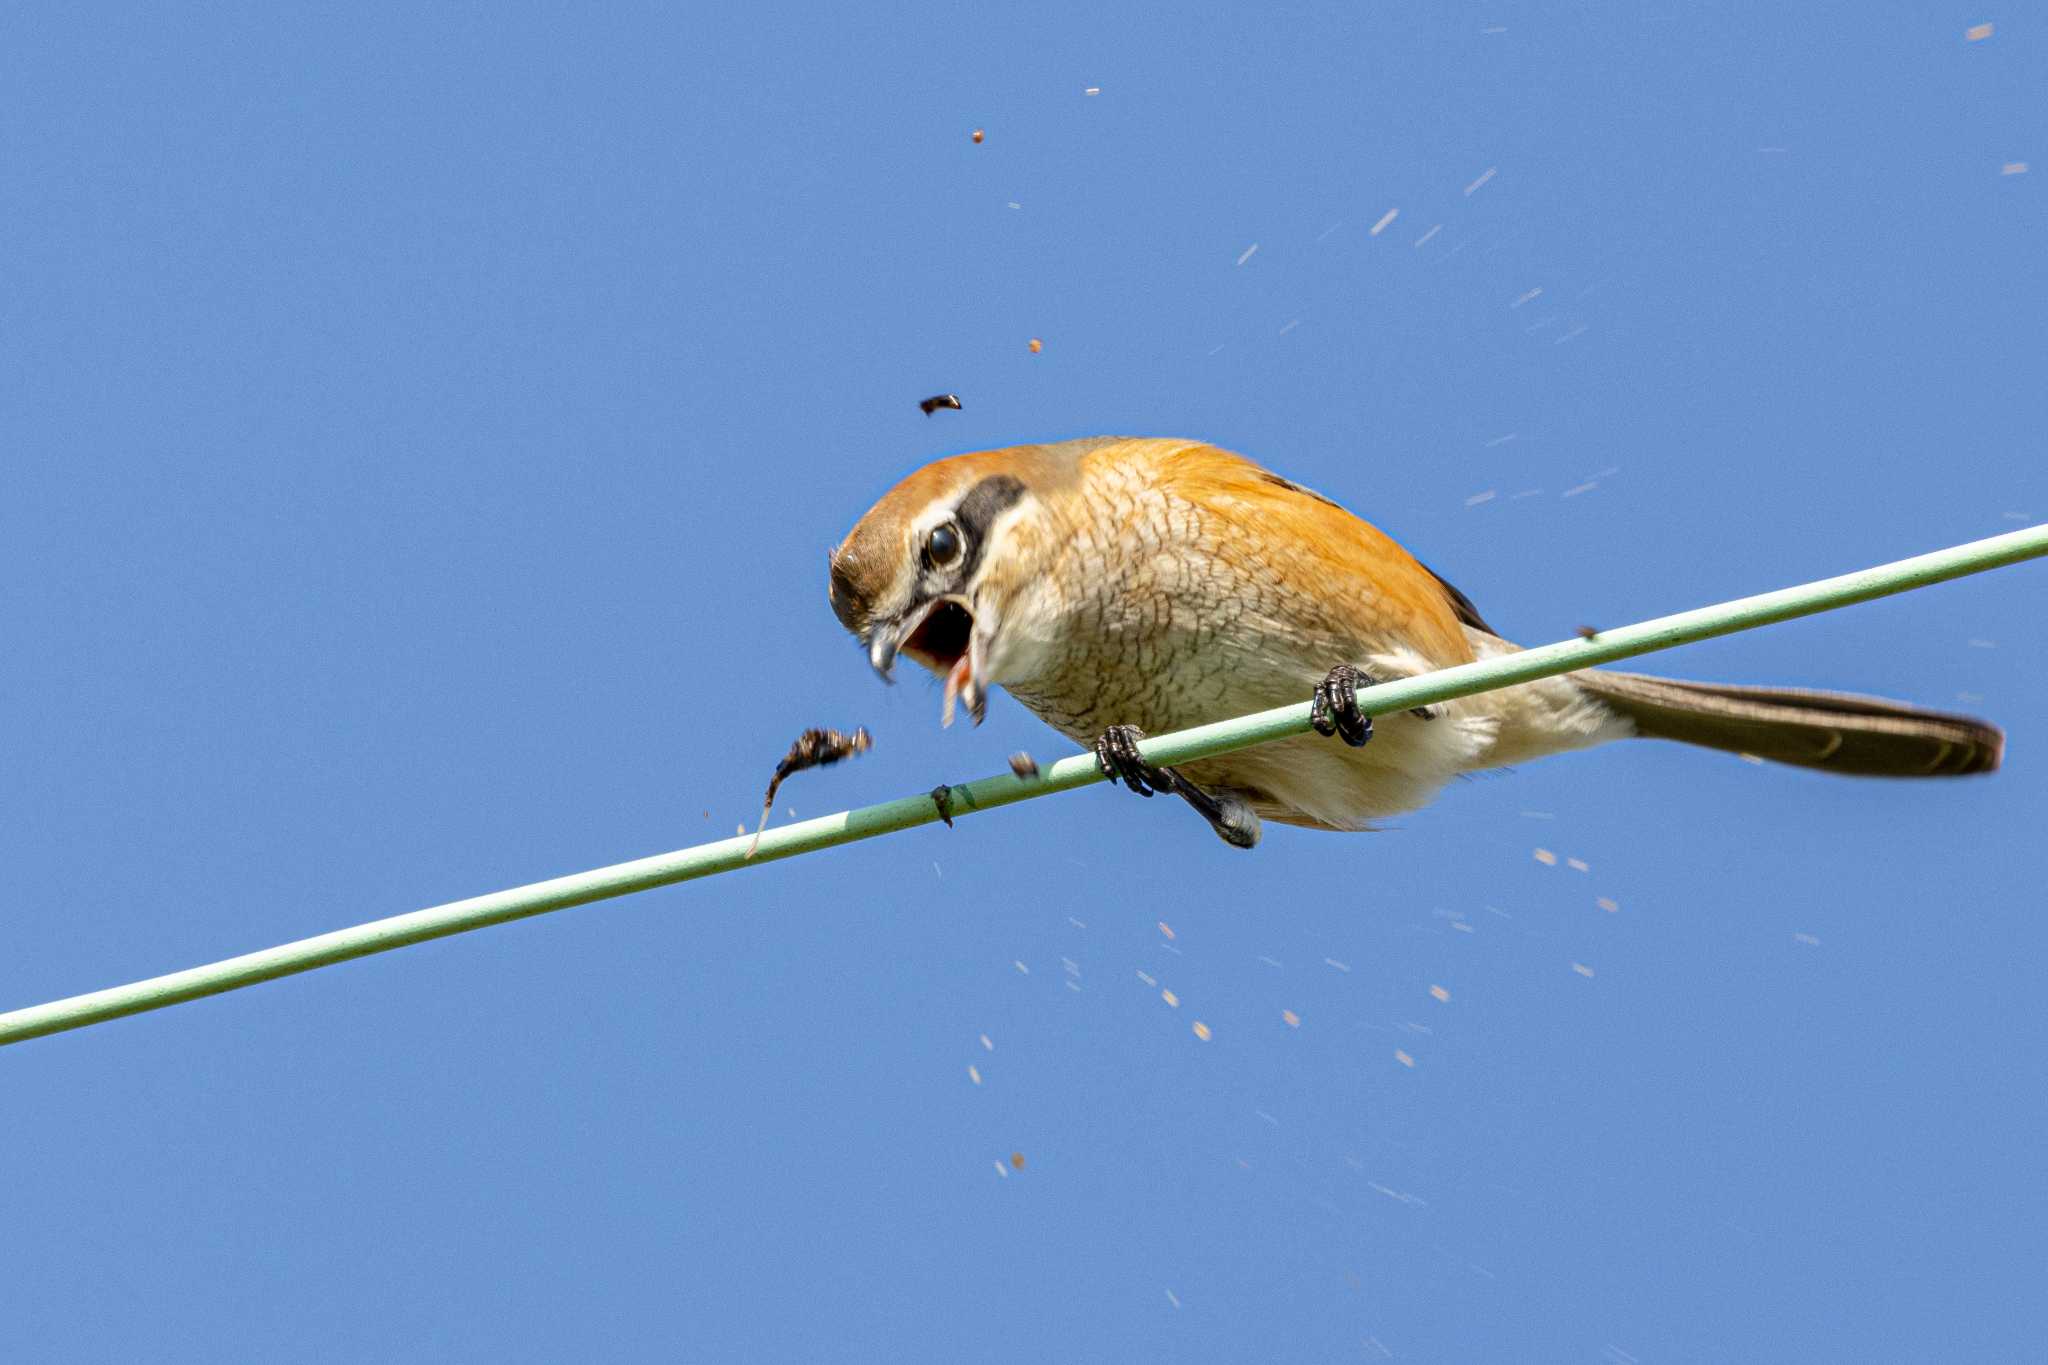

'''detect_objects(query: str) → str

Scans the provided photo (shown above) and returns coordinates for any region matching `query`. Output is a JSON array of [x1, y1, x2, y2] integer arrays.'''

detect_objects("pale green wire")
[[4, 524, 2045, 1047]]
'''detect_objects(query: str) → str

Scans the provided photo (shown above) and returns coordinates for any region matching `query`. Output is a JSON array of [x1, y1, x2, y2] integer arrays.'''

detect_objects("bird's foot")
[[1093, 725, 1172, 796], [1310, 665, 1377, 746], [1092, 724, 1259, 849]]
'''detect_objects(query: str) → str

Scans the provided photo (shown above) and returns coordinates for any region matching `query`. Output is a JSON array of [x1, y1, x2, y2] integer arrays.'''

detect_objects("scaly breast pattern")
[[1000, 462, 1360, 746]]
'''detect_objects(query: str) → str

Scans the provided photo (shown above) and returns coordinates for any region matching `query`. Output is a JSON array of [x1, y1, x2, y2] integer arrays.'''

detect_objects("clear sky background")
[[3, 4, 2043, 1361]]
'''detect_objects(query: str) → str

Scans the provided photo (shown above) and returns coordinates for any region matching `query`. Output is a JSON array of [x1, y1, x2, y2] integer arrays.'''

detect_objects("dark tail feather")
[[1573, 671, 2004, 777]]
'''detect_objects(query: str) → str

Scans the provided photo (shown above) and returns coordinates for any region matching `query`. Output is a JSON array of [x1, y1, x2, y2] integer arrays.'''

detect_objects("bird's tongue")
[[940, 653, 974, 728]]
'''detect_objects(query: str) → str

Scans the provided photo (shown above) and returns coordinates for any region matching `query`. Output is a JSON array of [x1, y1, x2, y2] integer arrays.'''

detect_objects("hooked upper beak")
[[864, 593, 989, 726]]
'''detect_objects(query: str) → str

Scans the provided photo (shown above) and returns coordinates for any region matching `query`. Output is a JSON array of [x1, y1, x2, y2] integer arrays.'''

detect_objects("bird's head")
[[828, 444, 1075, 727]]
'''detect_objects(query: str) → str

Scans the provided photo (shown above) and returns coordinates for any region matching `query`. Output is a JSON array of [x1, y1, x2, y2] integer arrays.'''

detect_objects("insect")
[[1008, 752, 1040, 779], [919, 394, 963, 417], [746, 727, 873, 857], [826, 437, 2002, 849]]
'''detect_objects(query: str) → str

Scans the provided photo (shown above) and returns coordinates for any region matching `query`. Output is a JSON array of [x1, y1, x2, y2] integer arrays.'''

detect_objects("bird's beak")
[[865, 593, 988, 727]]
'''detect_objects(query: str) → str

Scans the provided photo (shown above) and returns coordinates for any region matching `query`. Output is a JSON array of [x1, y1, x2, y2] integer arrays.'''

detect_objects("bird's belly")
[[1001, 625, 1495, 830]]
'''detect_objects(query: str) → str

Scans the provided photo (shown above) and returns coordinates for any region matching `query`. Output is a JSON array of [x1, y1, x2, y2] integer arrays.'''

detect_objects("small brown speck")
[[1009, 1151, 1024, 1170], [1027, 337, 1043, 354], [1161, 988, 1179, 1008], [971, 128, 985, 144]]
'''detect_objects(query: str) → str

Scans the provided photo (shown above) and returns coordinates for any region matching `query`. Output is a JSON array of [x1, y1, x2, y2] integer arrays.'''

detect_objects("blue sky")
[[3, 4, 2043, 1360]]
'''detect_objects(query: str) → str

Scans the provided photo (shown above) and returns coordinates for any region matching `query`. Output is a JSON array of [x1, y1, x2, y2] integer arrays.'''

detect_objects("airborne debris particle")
[[918, 393, 963, 416], [1235, 242, 1259, 266], [1009, 1152, 1025, 1170], [968, 1065, 982, 1085], [1157, 921, 1176, 940], [1282, 1009, 1301, 1028], [1566, 857, 1590, 872], [1324, 957, 1351, 972], [747, 727, 873, 857], [1966, 22, 1993, 41], [1136, 969, 1157, 986], [1084, 86, 1101, 95], [1572, 962, 1596, 978], [1370, 208, 1399, 236], [1511, 287, 1543, 308], [1597, 897, 1620, 913], [1027, 337, 1043, 353], [1533, 848, 1558, 866], [1394, 1049, 1415, 1068], [1464, 166, 1497, 195], [1413, 224, 1443, 247], [1013, 960, 1030, 974], [1464, 489, 1498, 507], [1429, 985, 1450, 1003], [1161, 988, 1180, 1007], [1793, 932, 1821, 946], [1165, 1289, 1181, 1309], [971, 128, 985, 144], [1192, 1021, 1212, 1041]]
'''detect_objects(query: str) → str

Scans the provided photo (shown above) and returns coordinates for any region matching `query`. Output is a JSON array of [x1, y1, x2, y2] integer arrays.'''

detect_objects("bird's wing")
[[1137, 440, 1481, 669]]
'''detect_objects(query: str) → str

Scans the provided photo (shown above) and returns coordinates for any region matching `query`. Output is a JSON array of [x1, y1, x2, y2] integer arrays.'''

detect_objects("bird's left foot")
[[1093, 724, 1259, 849], [1310, 665, 1377, 746], [1093, 725, 1173, 796]]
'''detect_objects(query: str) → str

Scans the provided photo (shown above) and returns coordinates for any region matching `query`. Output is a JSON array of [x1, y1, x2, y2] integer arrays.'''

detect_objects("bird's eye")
[[925, 522, 963, 568]]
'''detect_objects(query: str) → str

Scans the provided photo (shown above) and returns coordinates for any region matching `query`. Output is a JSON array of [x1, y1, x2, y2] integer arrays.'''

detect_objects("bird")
[[825, 437, 2003, 849]]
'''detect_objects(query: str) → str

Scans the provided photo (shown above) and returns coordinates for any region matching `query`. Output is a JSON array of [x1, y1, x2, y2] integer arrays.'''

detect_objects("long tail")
[[1572, 671, 2004, 777]]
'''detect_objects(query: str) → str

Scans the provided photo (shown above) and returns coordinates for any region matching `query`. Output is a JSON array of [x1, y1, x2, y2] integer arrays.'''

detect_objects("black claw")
[[1311, 665, 1375, 747], [1091, 724, 1261, 850], [930, 784, 955, 827], [1093, 725, 1164, 797]]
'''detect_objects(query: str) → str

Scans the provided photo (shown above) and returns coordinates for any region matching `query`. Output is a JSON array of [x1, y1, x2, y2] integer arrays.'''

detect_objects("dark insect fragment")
[[746, 726, 874, 857], [919, 394, 964, 416]]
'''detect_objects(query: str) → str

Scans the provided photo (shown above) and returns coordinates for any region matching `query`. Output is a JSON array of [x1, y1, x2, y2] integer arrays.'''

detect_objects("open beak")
[[866, 594, 988, 727]]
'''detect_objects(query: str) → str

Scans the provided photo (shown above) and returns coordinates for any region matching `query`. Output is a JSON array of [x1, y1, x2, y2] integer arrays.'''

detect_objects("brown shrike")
[[827, 437, 2001, 848]]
